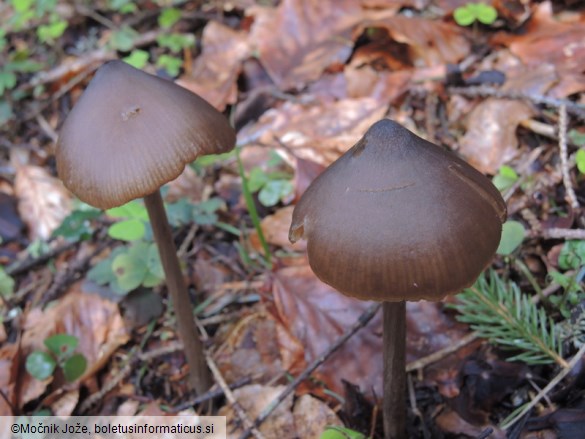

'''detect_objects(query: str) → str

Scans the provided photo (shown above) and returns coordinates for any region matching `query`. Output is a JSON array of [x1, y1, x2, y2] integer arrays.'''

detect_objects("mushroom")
[[288, 119, 506, 438], [56, 60, 236, 394]]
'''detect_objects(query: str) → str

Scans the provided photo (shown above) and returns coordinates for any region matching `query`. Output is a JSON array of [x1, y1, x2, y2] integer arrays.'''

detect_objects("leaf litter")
[[1, 0, 585, 437]]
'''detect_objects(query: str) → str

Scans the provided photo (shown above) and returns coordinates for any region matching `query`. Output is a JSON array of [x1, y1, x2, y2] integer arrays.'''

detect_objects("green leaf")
[[496, 220, 525, 255], [569, 130, 585, 147], [576, 149, 585, 174], [453, 5, 476, 26], [106, 200, 148, 220], [158, 8, 182, 28], [37, 19, 67, 43], [320, 426, 366, 439], [11, 0, 34, 13], [156, 54, 182, 77], [62, 353, 87, 382], [146, 243, 165, 279], [112, 252, 148, 292], [247, 168, 269, 192], [44, 334, 79, 358], [156, 33, 195, 53], [558, 240, 585, 270], [88, 256, 116, 286], [0, 71, 17, 95], [52, 209, 100, 241], [26, 351, 56, 380], [475, 3, 498, 25], [258, 180, 293, 206], [123, 49, 149, 69], [0, 268, 15, 298], [108, 219, 146, 241], [110, 26, 138, 51]]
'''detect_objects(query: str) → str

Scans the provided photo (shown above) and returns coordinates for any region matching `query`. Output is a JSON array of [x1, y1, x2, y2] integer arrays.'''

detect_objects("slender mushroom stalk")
[[383, 301, 406, 438], [144, 191, 210, 393], [289, 119, 506, 439], [56, 60, 236, 394]]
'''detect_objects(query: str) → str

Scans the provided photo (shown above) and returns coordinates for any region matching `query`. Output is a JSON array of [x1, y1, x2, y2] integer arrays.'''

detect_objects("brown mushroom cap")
[[289, 119, 507, 302], [56, 60, 236, 209]]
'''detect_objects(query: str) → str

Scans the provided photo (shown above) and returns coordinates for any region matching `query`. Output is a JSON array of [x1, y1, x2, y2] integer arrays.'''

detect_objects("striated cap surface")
[[57, 60, 236, 209], [289, 119, 507, 302]]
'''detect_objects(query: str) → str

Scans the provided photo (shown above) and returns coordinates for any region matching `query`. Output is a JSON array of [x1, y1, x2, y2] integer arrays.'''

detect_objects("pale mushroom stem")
[[144, 190, 212, 394], [383, 301, 406, 439]]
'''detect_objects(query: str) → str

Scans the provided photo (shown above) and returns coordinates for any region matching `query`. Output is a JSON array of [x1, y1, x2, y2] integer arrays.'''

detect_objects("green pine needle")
[[452, 271, 567, 368]]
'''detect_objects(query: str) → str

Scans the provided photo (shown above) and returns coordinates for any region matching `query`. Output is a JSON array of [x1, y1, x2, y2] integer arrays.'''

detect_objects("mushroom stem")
[[144, 190, 211, 394], [383, 301, 406, 439]]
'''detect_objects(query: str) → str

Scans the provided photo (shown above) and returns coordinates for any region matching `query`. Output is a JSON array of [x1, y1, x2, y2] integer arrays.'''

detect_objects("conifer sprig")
[[452, 271, 568, 368]]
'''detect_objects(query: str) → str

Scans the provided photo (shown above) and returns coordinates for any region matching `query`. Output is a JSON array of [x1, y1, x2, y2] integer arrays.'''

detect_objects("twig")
[[5, 239, 78, 276], [169, 377, 253, 413], [238, 303, 382, 439], [406, 332, 479, 372], [448, 85, 585, 120], [500, 343, 585, 430], [541, 228, 585, 240], [196, 321, 264, 439], [558, 105, 579, 209]]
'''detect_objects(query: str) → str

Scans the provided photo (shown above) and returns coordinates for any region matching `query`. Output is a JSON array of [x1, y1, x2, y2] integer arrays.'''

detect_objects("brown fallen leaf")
[[492, 1, 585, 97], [238, 98, 388, 166], [14, 164, 72, 240], [19, 290, 128, 408], [435, 408, 506, 439], [0, 343, 19, 415], [219, 384, 296, 439], [459, 98, 534, 174], [250, 206, 307, 253], [248, 0, 362, 90], [356, 10, 470, 67], [178, 21, 251, 111], [293, 394, 343, 439]]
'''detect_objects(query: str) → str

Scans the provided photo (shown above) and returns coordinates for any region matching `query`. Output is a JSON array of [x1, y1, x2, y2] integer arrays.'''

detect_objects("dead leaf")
[[215, 309, 296, 384], [493, 1, 585, 97], [14, 165, 72, 240], [20, 291, 128, 407], [248, 0, 362, 90], [459, 98, 534, 174], [178, 21, 251, 111], [218, 384, 296, 439], [436, 408, 506, 439], [293, 394, 343, 439], [250, 206, 306, 253], [271, 265, 384, 399], [238, 98, 388, 166], [0, 343, 19, 415], [357, 11, 470, 67]]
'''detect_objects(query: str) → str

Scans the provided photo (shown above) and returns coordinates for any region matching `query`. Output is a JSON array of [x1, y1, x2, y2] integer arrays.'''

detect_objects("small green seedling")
[[0, 267, 15, 298], [492, 165, 519, 192], [26, 334, 87, 382], [454, 2, 498, 26]]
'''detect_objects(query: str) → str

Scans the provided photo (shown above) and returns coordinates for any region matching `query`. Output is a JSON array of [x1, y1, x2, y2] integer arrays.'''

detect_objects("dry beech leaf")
[[250, 206, 306, 253], [20, 291, 128, 407], [178, 21, 250, 111], [14, 165, 72, 240], [238, 98, 388, 166], [293, 394, 342, 439], [218, 384, 295, 439], [459, 98, 534, 174], [0, 343, 19, 415], [271, 265, 384, 398], [215, 309, 296, 384], [356, 11, 470, 67], [492, 2, 585, 97], [248, 0, 362, 90], [436, 408, 506, 439]]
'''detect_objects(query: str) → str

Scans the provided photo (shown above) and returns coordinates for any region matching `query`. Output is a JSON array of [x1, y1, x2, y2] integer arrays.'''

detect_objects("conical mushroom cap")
[[289, 119, 506, 302], [56, 60, 236, 209]]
